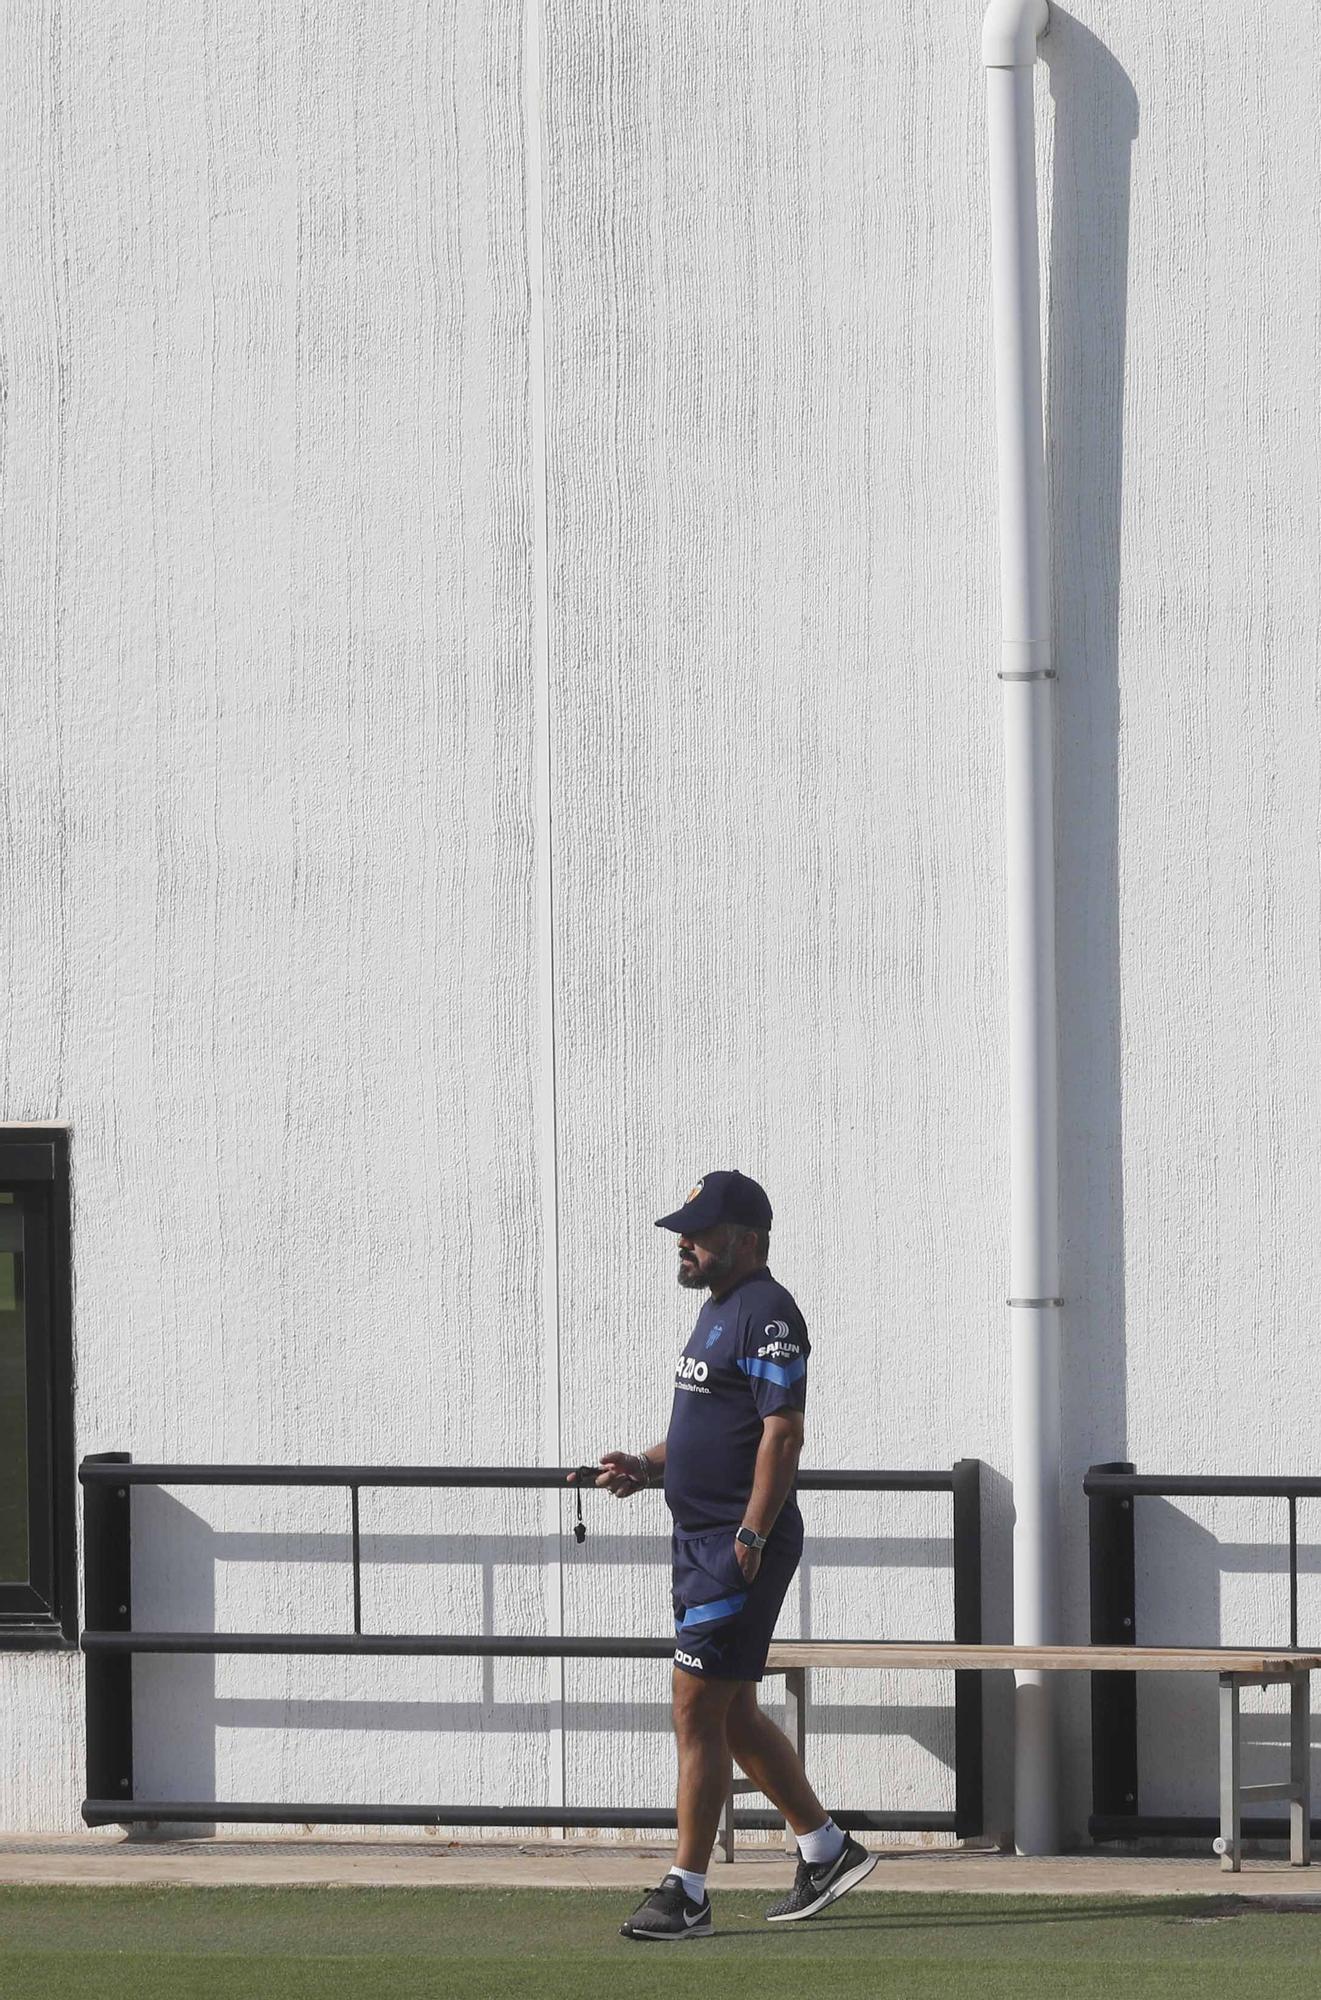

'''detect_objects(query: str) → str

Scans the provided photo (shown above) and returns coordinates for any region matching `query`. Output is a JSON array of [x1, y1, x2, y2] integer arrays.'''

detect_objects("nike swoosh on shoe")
[[812, 1847, 851, 1889], [766, 1841, 880, 1922]]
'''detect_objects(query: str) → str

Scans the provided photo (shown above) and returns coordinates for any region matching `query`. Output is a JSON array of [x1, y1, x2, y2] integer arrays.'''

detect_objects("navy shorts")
[[671, 1517, 803, 1682]]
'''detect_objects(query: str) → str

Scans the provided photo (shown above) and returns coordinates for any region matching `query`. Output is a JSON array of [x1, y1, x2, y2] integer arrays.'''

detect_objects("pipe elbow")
[[982, 0, 1049, 67]]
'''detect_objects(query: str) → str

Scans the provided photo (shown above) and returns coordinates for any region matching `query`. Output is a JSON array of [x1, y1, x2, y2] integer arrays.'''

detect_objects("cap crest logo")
[[687, 1180, 704, 1201]]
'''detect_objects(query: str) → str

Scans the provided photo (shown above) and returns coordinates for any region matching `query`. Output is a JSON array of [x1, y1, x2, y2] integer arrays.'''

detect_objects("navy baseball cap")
[[655, 1170, 773, 1235]]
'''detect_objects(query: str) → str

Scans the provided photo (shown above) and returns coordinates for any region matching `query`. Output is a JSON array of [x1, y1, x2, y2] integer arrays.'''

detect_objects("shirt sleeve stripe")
[[736, 1355, 807, 1389]]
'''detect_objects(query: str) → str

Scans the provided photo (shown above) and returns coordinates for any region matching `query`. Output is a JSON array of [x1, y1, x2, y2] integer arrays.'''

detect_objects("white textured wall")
[[3, 0, 1321, 1843], [542, 0, 1004, 1833], [2, 0, 556, 1831]]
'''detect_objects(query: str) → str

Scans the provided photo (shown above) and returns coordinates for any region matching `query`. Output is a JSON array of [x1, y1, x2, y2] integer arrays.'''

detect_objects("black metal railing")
[[79, 1453, 983, 1838], [1087, 1460, 1321, 1843]]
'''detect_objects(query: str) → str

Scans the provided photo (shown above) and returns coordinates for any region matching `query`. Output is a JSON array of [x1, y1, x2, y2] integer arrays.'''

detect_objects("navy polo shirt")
[[663, 1267, 810, 1536]]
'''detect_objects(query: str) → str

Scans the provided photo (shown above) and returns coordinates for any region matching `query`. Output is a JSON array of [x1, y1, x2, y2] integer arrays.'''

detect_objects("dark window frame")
[[0, 1128, 76, 1649]]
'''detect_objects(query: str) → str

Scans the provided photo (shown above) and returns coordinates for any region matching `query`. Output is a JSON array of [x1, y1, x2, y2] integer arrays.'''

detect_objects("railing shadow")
[[126, 1496, 962, 1823]]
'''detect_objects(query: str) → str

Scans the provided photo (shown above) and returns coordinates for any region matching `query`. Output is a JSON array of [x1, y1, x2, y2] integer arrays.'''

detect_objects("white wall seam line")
[[522, 0, 566, 1819]]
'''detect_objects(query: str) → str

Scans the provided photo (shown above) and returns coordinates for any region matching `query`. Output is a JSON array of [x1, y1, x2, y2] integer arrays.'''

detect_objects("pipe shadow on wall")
[[1041, 11, 1138, 1834], [1043, 6, 1139, 1572]]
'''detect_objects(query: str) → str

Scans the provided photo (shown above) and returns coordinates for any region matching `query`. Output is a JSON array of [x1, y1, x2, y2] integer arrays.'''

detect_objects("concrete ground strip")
[[1, 1836, 1320, 1898]]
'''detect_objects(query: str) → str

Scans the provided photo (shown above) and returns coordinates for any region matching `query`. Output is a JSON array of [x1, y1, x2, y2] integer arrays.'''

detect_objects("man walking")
[[587, 1170, 877, 1940]]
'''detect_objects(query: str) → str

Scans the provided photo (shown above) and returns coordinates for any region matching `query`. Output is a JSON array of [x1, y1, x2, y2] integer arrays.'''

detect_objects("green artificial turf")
[[3, 1886, 1321, 2000]]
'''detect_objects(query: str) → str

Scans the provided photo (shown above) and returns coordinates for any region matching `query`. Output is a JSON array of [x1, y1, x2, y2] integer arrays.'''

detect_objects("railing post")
[[952, 1458, 984, 1838], [1088, 1460, 1138, 1827], [350, 1485, 362, 1636], [82, 1452, 134, 1815]]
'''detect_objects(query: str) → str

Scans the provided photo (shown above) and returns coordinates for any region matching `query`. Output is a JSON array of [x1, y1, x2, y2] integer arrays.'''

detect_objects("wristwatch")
[[735, 1526, 767, 1551]]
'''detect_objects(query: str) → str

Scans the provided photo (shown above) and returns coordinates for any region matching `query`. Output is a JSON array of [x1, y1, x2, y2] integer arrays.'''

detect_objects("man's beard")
[[677, 1244, 737, 1290]]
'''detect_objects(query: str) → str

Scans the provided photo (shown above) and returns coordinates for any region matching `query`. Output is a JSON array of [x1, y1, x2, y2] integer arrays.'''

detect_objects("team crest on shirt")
[[705, 1323, 725, 1350]]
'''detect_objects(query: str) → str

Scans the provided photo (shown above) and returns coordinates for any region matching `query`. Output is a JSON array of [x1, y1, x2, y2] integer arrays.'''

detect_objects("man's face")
[[676, 1223, 746, 1290]]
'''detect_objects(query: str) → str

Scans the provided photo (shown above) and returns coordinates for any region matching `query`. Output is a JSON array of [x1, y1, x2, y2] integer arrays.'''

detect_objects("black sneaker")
[[765, 1834, 878, 1922], [620, 1874, 714, 1941]]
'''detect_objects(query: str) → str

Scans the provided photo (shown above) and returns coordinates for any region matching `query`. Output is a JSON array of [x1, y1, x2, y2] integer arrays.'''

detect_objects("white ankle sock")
[[798, 1817, 846, 1865], [668, 1866, 707, 1903]]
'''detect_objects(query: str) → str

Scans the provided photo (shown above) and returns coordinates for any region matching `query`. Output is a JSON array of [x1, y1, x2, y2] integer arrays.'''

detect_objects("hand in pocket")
[[734, 1537, 762, 1584]]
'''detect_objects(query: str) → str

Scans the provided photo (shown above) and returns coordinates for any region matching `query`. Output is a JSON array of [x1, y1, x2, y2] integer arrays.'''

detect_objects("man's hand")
[[592, 1450, 650, 1498], [733, 1538, 762, 1583]]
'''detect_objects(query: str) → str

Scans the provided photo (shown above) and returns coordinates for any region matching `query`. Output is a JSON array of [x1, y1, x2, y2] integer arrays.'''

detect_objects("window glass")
[[0, 1202, 28, 1585]]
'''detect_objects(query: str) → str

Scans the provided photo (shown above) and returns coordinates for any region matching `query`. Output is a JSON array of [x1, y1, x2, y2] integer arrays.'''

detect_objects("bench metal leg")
[[1219, 1669, 1312, 1872], [1291, 1671, 1311, 1868], [1218, 1674, 1241, 1873]]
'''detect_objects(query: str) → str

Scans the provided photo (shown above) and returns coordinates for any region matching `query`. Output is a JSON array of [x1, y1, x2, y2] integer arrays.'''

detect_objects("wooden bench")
[[720, 1642, 1321, 1872]]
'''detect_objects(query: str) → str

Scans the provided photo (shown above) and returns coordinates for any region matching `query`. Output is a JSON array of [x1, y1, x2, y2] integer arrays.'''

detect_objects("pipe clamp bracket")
[[998, 640, 1053, 681], [1007, 1297, 1064, 1308]]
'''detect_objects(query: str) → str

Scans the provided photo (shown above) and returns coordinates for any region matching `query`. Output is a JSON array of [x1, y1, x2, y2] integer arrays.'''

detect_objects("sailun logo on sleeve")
[[758, 1321, 800, 1359]]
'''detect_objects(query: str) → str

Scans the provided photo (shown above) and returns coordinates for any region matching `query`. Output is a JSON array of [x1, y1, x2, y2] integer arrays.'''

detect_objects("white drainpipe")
[[982, 0, 1061, 1856]]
